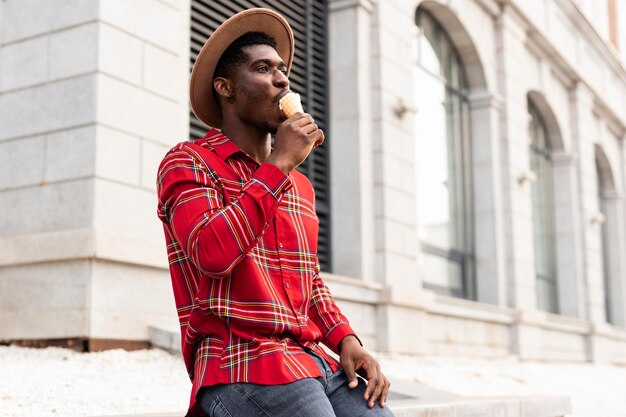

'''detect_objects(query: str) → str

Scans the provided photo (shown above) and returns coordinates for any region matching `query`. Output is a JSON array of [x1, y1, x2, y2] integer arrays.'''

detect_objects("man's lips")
[[274, 89, 291, 104]]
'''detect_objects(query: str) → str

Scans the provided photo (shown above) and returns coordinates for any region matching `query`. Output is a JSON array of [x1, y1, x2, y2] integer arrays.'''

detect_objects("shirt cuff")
[[325, 322, 361, 353], [252, 162, 293, 199]]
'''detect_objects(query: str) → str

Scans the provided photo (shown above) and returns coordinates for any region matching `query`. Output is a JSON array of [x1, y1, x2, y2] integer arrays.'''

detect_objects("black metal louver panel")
[[190, 0, 332, 271]]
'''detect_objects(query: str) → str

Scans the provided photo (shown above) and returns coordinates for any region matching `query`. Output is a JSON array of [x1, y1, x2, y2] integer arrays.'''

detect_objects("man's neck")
[[220, 122, 272, 164]]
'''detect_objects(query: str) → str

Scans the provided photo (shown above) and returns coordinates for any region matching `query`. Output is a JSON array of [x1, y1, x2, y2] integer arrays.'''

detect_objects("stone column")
[[328, 0, 376, 282], [89, 0, 190, 344], [496, 7, 537, 314], [370, 0, 431, 354], [551, 151, 586, 319], [496, 6, 543, 359], [0, 0, 190, 346], [569, 82, 616, 363], [569, 83, 600, 325], [469, 92, 507, 306]]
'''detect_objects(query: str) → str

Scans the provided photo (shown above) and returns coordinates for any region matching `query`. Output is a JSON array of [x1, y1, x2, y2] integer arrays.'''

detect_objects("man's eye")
[[279, 69, 288, 75], [256, 66, 269, 72]]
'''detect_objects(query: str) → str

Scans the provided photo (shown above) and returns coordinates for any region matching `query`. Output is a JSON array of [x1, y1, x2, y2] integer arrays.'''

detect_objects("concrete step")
[[92, 395, 571, 417], [148, 324, 181, 353], [91, 379, 571, 417], [391, 395, 571, 417]]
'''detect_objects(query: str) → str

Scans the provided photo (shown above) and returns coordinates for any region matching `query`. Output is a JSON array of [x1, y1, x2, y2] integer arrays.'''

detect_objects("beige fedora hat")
[[189, 8, 295, 129]]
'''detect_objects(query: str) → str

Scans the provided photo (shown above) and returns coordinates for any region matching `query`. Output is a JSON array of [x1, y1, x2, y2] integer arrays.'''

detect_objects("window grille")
[[190, 0, 332, 270]]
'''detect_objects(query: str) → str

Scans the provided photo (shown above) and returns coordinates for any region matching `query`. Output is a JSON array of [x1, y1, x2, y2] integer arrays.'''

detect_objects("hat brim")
[[190, 8, 295, 129]]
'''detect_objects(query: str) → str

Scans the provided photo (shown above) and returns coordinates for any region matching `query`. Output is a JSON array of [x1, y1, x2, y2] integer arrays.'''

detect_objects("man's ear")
[[213, 77, 234, 99]]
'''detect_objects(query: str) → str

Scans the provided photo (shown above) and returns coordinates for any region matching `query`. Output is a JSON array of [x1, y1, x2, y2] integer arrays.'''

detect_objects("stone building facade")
[[1, 0, 625, 363]]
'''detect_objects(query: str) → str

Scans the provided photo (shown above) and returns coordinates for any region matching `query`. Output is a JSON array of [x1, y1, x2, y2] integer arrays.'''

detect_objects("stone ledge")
[[0, 228, 167, 269], [392, 395, 571, 417], [323, 272, 384, 304], [90, 395, 571, 417], [429, 294, 517, 325], [148, 325, 181, 354]]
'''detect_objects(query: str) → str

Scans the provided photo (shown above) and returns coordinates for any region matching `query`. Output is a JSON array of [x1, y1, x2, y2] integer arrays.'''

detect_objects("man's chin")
[[260, 121, 278, 135]]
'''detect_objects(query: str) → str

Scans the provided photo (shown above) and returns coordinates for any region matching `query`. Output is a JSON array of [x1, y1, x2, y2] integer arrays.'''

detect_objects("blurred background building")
[[1, 0, 625, 364]]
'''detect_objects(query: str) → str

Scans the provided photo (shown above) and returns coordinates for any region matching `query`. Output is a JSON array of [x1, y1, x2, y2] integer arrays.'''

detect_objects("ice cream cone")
[[279, 92, 303, 118]]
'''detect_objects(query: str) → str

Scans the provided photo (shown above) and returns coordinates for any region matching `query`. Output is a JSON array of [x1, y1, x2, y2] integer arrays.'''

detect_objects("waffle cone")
[[279, 92, 303, 118]]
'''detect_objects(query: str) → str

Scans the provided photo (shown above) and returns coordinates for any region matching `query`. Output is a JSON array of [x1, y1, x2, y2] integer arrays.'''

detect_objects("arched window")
[[528, 101, 558, 313], [414, 9, 474, 299], [595, 146, 619, 325], [597, 160, 613, 323]]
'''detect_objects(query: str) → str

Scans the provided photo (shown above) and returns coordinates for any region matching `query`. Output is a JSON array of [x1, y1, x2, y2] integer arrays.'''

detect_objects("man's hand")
[[266, 112, 324, 175], [338, 335, 391, 409]]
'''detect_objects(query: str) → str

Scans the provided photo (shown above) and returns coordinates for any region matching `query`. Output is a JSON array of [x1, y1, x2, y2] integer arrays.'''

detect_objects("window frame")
[[414, 9, 476, 300], [528, 100, 559, 314]]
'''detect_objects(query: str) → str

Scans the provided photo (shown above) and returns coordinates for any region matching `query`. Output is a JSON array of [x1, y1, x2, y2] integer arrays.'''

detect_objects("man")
[[157, 8, 394, 417]]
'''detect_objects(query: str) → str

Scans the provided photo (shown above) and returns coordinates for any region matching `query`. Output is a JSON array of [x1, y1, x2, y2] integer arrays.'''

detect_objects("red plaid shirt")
[[156, 130, 357, 415]]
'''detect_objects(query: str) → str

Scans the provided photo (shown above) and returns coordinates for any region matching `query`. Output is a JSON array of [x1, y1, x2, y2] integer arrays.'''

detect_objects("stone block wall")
[[0, 0, 190, 344]]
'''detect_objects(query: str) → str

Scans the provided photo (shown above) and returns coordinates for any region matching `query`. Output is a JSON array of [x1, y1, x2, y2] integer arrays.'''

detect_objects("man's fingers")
[[367, 364, 385, 408], [343, 359, 359, 389], [364, 378, 377, 406], [337, 339, 390, 409], [310, 129, 324, 148], [301, 122, 318, 135], [290, 113, 315, 127], [362, 364, 378, 405], [287, 113, 323, 148], [379, 376, 391, 408]]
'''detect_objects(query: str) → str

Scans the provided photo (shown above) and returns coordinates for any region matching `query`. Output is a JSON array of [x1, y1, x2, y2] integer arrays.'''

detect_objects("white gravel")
[[0, 346, 189, 417], [1, 345, 625, 417]]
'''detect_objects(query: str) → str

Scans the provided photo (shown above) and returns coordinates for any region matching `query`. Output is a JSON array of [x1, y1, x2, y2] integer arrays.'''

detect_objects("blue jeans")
[[198, 350, 396, 417]]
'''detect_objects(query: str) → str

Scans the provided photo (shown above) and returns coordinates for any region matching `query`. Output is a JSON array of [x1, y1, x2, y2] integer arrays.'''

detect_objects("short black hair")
[[213, 31, 278, 80]]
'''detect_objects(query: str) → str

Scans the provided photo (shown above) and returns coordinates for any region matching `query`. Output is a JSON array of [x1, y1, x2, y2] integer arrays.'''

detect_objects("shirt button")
[[265, 222, 269, 229], [278, 242, 283, 248], [285, 282, 290, 288]]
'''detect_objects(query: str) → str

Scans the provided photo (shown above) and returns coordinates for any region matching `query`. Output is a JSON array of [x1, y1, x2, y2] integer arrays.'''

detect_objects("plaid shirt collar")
[[203, 129, 265, 169]]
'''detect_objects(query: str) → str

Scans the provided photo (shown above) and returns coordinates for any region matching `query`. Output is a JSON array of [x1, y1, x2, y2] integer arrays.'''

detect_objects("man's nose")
[[274, 70, 289, 88]]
